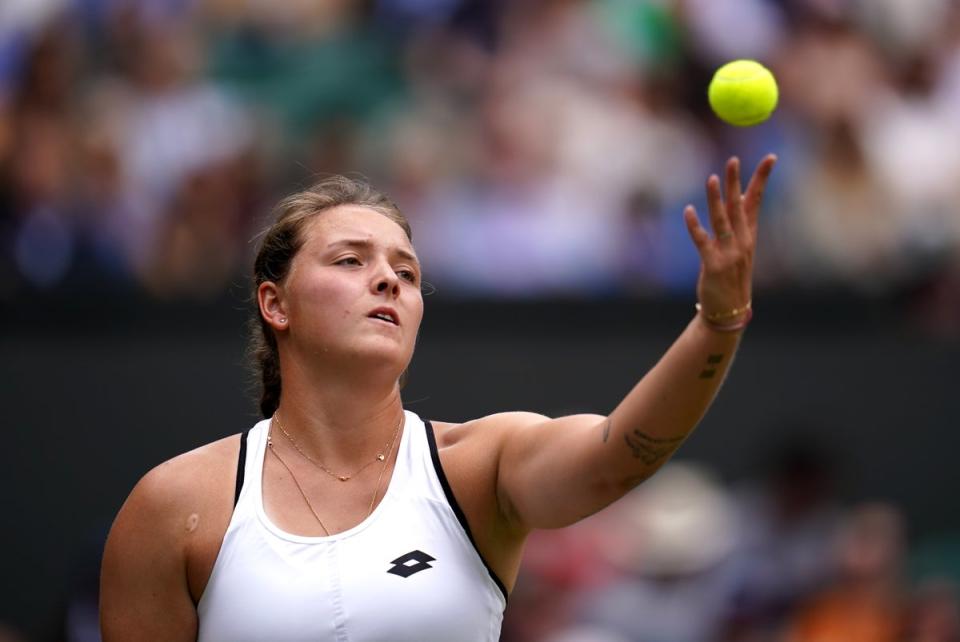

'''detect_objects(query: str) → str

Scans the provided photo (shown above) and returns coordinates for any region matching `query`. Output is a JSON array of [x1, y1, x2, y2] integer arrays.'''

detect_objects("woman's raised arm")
[[494, 155, 777, 531]]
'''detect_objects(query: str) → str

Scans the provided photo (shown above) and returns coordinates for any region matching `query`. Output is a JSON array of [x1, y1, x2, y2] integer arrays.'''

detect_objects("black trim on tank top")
[[424, 420, 509, 605], [234, 429, 249, 508]]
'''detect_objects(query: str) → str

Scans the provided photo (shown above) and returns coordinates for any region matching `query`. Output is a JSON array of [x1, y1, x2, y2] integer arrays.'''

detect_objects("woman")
[[100, 154, 777, 641]]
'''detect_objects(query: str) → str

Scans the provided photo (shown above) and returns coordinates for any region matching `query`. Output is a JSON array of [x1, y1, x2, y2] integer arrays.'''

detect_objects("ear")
[[258, 281, 289, 332]]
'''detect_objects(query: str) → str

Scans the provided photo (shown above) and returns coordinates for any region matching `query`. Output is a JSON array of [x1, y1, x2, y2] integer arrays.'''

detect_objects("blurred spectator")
[[904, 579, 960, 642], [784, 502, 908, 642], [93, 15, 256, 297], [771, 116, 908, 292], [722, 437, 844, 640], [0, 16, 80, 295], [569, 462, 742, 642]]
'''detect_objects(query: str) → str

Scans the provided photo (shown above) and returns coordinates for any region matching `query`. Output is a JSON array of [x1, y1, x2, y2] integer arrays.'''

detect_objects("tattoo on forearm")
[[602, 418, 612, 443], [700, 353, 725, 379], [623, 430, 686, 465]]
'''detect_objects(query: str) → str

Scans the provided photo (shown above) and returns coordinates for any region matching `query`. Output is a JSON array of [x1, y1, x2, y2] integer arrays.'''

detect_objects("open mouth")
[[368, 310, 399, 325]]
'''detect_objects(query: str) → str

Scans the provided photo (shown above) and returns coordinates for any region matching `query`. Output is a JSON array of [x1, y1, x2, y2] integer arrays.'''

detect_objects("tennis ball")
[[708, 60, 779, 126]]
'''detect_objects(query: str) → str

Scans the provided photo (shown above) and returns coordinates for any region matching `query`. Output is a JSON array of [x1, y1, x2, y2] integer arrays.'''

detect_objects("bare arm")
[[497, 155, 777, 531], [100, 464, 199, 641]]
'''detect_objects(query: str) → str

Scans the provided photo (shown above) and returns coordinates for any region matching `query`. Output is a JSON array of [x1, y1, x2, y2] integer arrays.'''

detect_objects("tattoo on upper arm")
[[700, 353, 725, 379], [602, 418, 612, 443], [623, 430, 685, 465]]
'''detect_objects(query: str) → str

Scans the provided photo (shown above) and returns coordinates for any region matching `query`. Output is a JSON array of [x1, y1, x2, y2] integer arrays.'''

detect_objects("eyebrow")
[[326, 239, 420, 265]]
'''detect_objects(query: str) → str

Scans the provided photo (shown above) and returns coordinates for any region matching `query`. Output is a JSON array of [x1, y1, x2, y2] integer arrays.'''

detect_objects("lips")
[[368, 307, 399, 326]]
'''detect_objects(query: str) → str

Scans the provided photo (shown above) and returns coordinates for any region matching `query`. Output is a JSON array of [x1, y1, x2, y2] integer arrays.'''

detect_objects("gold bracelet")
[[695, 300, 752, 322]]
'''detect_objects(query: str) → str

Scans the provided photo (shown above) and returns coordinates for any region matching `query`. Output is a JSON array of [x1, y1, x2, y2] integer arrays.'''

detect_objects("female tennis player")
[[100, 154, 776, 641]]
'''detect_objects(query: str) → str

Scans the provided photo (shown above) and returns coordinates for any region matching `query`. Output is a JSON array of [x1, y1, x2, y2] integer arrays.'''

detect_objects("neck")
[[274, 359, 405, 467]]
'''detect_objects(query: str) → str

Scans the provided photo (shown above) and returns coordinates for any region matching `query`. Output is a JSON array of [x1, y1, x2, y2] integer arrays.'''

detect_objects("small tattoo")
[[699, 368, 717, 379], [602, 418, 612, 443], [707, 354, 724, 365], [622, 430, 685, 465]]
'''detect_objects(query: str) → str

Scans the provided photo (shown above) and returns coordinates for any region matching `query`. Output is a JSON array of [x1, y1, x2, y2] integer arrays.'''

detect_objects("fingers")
[[683, 205, 711, 254], [690, 153, 776, 253], [744, 153, 778, 228], [705, 173, 730, 242], [725, 157, 749, 242]]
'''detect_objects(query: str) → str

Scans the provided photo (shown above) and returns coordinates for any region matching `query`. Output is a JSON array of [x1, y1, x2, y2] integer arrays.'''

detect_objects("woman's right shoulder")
[[102, 431, 251, 628], [107, 432, 249, 578], [132, 432, 246, 511]]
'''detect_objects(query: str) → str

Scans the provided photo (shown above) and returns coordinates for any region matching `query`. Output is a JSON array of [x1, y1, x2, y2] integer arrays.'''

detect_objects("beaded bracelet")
[[695, 302, 753, 333]]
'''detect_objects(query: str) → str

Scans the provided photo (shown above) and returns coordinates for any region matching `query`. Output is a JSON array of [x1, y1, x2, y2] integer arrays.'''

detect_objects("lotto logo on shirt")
[[387, 550, 436, 578]]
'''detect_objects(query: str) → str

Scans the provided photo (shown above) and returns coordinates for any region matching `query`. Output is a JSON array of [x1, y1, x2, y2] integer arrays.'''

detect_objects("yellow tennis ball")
[[708, 60, 779, 126]]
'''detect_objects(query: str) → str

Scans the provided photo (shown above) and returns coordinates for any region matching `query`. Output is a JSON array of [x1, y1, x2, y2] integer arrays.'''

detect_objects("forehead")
[[302, 205, 415, 255]]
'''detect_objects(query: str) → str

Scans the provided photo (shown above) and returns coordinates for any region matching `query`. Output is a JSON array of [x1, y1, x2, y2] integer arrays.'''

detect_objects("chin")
[[346, 343, 412, 374]]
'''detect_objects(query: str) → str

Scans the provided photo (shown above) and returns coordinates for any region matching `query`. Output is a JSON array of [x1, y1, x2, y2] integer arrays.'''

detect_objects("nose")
[[372, 261, 400, 297]]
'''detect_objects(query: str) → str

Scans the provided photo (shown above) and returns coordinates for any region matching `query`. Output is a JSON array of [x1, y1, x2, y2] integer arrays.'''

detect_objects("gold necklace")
[[273, 413, 402, 482], [266, 415, 403, 536]]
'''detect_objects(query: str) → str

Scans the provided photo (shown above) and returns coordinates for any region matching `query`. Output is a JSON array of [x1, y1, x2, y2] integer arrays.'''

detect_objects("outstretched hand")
[[683, 154, 777, 321]]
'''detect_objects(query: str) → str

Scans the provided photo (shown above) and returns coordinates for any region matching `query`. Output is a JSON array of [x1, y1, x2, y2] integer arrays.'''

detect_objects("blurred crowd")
[[498, 450, 960, 642], [1, 0, 959, 320]]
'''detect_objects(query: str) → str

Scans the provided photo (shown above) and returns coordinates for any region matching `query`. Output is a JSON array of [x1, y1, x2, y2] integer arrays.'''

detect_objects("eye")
[[397, 269, 417, 283], [335, 256, 361, 266]]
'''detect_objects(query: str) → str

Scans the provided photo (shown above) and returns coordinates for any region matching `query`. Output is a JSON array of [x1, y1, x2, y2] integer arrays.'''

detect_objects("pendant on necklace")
[[338, 475, 349, 482]]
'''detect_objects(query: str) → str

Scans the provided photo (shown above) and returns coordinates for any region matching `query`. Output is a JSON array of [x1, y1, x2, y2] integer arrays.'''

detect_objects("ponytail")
[[249, 315, 282, 418]]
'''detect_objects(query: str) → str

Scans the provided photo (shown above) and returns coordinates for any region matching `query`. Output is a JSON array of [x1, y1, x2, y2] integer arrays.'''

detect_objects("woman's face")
[[272, 205, 424, 377]]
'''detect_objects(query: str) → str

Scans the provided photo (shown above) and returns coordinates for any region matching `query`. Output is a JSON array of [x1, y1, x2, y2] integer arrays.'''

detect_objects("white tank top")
[[197, 411, 507, 642]]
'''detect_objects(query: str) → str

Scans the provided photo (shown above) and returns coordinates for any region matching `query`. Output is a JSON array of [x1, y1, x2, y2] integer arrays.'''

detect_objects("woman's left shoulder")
[[430, 411, 550, 449], [425, 412, 541, 588]]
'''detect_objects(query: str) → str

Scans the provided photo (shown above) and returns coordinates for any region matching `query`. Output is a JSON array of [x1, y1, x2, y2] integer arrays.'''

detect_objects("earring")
[[279, 317, 287, 324]]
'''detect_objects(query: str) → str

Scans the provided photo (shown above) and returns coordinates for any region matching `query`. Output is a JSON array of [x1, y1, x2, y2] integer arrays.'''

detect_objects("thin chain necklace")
[[273, 413, 402, 482], [266, 414, 403, 536]]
